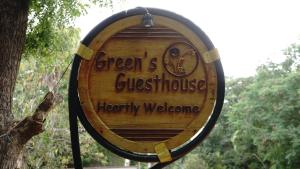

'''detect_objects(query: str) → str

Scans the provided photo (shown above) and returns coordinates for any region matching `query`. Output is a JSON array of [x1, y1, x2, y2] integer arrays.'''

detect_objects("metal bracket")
[[155, 143, 172, 163], [203, 48, 220, 63], [76, 43, 94, 60]]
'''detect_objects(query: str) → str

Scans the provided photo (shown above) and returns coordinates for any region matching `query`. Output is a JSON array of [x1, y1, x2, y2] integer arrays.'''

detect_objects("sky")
[[76, 0, 300, 77]]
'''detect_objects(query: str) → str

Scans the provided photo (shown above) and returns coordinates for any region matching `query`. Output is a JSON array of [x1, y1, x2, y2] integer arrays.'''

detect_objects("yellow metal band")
[[155, 143, 172, 163], [76, 43, 94, 60], [202, 48, 220, 63]]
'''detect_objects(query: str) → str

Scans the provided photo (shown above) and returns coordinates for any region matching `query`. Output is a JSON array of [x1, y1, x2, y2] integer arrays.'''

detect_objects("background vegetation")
[[170, 42, 300, 169]]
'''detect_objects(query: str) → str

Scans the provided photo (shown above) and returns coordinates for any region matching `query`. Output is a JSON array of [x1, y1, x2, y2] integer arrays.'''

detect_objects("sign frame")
[[69, 7, 224, 164]]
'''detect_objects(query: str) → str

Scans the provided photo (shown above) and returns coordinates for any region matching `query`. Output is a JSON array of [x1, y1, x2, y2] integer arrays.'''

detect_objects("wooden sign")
[[69, 8, 224, 163]]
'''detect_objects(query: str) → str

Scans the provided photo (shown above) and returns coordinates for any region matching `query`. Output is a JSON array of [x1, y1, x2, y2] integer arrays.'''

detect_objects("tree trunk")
[[0, 0, 29, 168]]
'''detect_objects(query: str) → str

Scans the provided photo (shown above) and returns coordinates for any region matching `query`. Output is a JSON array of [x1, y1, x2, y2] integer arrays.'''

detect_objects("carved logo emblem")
[[163, 42, 199, 77]]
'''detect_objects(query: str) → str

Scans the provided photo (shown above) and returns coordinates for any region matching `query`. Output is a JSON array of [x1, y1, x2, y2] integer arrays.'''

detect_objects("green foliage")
[[228, 59, 300, 169], [80, 131, 108, 166], [171, 154, 209, 169], [25, 0, 113, 58], [169, 42, 300, 169], [26, 0, 84, 57]]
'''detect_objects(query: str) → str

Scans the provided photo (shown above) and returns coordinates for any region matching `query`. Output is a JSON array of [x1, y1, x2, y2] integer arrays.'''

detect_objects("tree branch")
[[1, 91, 57, 145]]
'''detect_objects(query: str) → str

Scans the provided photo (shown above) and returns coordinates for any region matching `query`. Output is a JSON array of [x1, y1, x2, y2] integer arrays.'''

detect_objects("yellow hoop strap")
[[202, 48, 220, 63], [76, 43, 94, 60], [155, 143, 172, 163]]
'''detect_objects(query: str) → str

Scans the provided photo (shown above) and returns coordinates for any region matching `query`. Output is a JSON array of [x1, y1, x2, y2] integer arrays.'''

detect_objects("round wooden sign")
[[69, 8, 224, 162]]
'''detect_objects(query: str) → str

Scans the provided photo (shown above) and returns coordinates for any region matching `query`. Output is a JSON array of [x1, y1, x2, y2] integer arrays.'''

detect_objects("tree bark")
[[0, 0, 29, 129], [0, 0, 30, 168]]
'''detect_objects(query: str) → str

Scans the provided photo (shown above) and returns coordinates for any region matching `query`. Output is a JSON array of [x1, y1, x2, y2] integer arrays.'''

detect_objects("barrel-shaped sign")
[[69, 8, 224, 163]]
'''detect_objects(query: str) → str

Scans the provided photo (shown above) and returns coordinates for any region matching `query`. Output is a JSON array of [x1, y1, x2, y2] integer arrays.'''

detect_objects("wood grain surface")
[[77, 15, 217, 153]]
